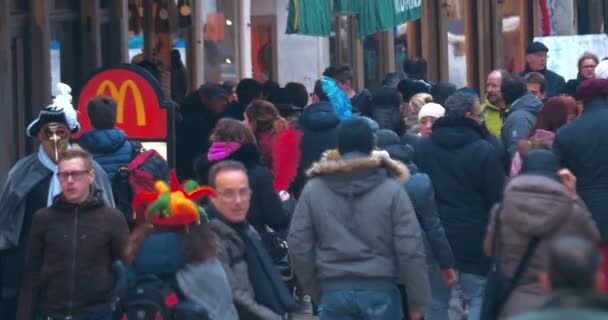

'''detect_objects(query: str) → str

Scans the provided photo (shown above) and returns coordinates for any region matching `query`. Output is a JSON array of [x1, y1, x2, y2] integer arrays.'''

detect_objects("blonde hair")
[[409, 93, 434, 118]]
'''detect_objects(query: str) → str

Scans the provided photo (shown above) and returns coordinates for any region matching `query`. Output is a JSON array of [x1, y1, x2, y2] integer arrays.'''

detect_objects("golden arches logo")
[[96, 80, 146, 126]]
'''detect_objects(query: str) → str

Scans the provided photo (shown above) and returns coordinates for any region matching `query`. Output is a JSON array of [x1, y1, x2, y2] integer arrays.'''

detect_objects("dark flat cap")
[[526, 42, 549, 54]]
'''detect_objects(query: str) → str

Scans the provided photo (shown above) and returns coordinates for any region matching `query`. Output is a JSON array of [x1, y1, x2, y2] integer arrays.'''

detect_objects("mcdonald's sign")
[[76, 65, 168, 140]]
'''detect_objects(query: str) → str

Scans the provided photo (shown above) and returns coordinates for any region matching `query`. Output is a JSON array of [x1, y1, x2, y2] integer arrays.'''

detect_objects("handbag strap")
[[502, 237, 540, 301]]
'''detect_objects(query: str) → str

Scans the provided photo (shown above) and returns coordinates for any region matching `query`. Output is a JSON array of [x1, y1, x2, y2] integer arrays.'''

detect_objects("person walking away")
[[288, 118, 430, 320], [510, 95, 580, 176], [175, 83, 228, 180], [125, 171, 237, 319], [518, 42, 566, 97], [553, 78, 608, 291], [513, 236, 608, 320], [244, 100, 289, 169], [370, 86, 407, 135], [207, 161, 295, 320], [500, 75, 544, 159], [290, 80, 341, 198], [483, 149, 599, 319], [17, 149, 128, 320], [376, 129, 457, 320], [79, 96, 137, 181], [415, 91, 506, 320]]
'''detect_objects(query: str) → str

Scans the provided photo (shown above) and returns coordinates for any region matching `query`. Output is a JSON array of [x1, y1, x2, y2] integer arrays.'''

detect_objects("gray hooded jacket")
[[501, 93, 544, 158], [288, 150, 429, 312]]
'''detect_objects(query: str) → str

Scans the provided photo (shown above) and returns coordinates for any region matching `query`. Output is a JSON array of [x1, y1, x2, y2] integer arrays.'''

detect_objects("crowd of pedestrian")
[[1, 41, 608, 320]]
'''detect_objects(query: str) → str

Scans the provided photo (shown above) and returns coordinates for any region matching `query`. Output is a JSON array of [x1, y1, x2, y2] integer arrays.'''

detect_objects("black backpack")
[[112, 145, 170, 228], [120, 274, 211, 320]]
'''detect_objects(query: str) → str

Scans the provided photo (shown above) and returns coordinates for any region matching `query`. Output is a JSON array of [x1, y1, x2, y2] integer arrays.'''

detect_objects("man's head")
[[199, 83, 228, 114], [539, 236, 602, 293], [235, 79, 263, 106], [501, 75, 528, 106], [403, 58, 428, 81], [524, 72, 547, 100], [486, 70, 509, 106], [208, 161, 251, 223], [430, 82, 457, 106], [87, 96, 117, 129], [324, 65, 354, 94], [222, 80, 238, 103], [57, 149, 95, 204], [525, 42, 549, 72], [444, 91, 482, 124], [312, 79, 329, 103], [338, 117, 375, 155], [382, 72, 407, 88], [285, 82, 309, 109]]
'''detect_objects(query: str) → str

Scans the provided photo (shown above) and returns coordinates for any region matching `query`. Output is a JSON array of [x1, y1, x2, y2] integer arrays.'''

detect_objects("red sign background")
[[76, 68, 167, 140]]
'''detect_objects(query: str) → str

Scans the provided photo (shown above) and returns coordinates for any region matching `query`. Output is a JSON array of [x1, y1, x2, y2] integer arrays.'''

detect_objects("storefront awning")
[[287, 0, 422, 38], [286, 0, 332, 37]]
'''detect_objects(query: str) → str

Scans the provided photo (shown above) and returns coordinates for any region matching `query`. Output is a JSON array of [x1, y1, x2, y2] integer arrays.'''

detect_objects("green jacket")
[[512, 290, 608, 320], [480, 97, 507, 138]]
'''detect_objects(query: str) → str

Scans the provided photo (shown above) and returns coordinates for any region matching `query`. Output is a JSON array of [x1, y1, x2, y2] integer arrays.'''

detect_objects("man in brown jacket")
[[17, 149, 128, 320]]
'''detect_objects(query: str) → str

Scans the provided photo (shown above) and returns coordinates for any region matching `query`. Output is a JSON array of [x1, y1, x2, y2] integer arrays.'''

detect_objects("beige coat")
[[483, 175, 600, 319]]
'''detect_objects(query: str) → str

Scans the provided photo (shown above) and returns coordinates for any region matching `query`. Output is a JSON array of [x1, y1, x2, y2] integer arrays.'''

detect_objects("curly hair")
[[209, 118, 256, 144], [244, 100, 289, 135]]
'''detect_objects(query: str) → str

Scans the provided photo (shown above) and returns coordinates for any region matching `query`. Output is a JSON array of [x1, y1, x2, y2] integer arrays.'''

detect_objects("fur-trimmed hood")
[[306, 150, 410, 197]]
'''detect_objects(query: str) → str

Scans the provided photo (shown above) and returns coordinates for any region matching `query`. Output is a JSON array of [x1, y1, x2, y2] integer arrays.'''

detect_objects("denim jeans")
[[319, 287, 403, 320], [425, 269, 486, 320]]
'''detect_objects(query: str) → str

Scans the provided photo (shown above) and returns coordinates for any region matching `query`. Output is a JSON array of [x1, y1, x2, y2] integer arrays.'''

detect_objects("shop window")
[[446, 0, 467, 88], [502, 1, 524, 74], [53, 0, 78, 10], [51, 19, 82, 95], [251, 22, 274, 82], [203, 0, 237, 82], [363, 33, 381, 89], [330, 15, 356, 67]]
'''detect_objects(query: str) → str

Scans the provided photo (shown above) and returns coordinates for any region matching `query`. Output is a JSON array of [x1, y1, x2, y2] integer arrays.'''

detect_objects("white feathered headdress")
[[27, 82, 81, 137]]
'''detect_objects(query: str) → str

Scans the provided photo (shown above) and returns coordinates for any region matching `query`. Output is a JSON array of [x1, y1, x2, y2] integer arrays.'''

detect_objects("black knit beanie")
[[521, 149, 560, 182], [338, 117, 375, 155], [87, 96, 117, 129]]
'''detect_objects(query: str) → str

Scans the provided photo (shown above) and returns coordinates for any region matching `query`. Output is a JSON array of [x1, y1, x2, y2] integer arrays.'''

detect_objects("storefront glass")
[[502, 1, 524, 74], [329, 15, 356, 67], [363, 33, 381, 89], [202, 0, 238, 82], [446, 0, 467, 88], [394, 22, 410, 73], [51, 12, 81, 95]]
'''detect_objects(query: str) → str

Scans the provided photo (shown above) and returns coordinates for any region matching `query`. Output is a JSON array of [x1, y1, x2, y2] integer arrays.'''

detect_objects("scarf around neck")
[[37, 145, 65, 206]]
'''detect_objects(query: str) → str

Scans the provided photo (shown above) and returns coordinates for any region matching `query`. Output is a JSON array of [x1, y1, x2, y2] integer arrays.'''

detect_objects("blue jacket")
[[79, 128, 134, 180]]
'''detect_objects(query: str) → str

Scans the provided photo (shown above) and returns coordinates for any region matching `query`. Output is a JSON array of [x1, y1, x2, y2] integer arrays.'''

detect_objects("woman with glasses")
[[563, 52, 600, 98]]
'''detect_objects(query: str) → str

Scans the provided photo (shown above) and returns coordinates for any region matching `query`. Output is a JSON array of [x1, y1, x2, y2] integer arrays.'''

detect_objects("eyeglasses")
[[57, 170, 90, 181], [216, 188, 252, 201]]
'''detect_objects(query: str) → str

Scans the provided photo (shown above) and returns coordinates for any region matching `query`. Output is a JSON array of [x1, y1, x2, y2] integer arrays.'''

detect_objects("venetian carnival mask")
[[38, 122, 70, 163]]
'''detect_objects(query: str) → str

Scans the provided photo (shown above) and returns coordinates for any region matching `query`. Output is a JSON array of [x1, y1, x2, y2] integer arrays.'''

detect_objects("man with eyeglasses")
[[207, 160, 294, 320], [0, 84, 114, 320], [518, 42, 566, 98], [17, 149, 128, 320]]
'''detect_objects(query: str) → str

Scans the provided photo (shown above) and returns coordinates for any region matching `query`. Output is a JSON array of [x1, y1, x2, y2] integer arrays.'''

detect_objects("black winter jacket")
[[554, 97, 608, 241], [291, 102, 340, 198], [195, 143, 290, 232], [380, 139, 455, 269], [415, 117, 505, 275]]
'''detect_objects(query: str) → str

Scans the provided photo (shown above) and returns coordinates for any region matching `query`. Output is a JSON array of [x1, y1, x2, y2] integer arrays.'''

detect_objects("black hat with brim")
[[526, 42, 549, 54], [26, 107, 80, 137]]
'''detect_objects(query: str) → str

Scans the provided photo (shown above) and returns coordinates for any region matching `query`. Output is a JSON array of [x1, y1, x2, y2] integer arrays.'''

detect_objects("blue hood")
[[79, 128, 129, 153], [299, 101, 340, 131], [133, 232, 185, 275]]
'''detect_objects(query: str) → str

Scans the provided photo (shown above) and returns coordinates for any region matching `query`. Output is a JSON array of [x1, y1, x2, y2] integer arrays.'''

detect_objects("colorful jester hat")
[[132, 170, 217, 228]]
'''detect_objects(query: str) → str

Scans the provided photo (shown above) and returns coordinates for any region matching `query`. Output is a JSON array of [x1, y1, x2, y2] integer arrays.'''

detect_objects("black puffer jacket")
[[554, 96, 608, 241], [195, 143, 289, 232], [291, 102, 340, 198], [415, 117, 506, 275]]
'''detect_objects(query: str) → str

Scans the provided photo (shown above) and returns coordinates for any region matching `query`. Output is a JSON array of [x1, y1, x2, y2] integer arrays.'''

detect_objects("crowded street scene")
[[2, 0, 608, 319]]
